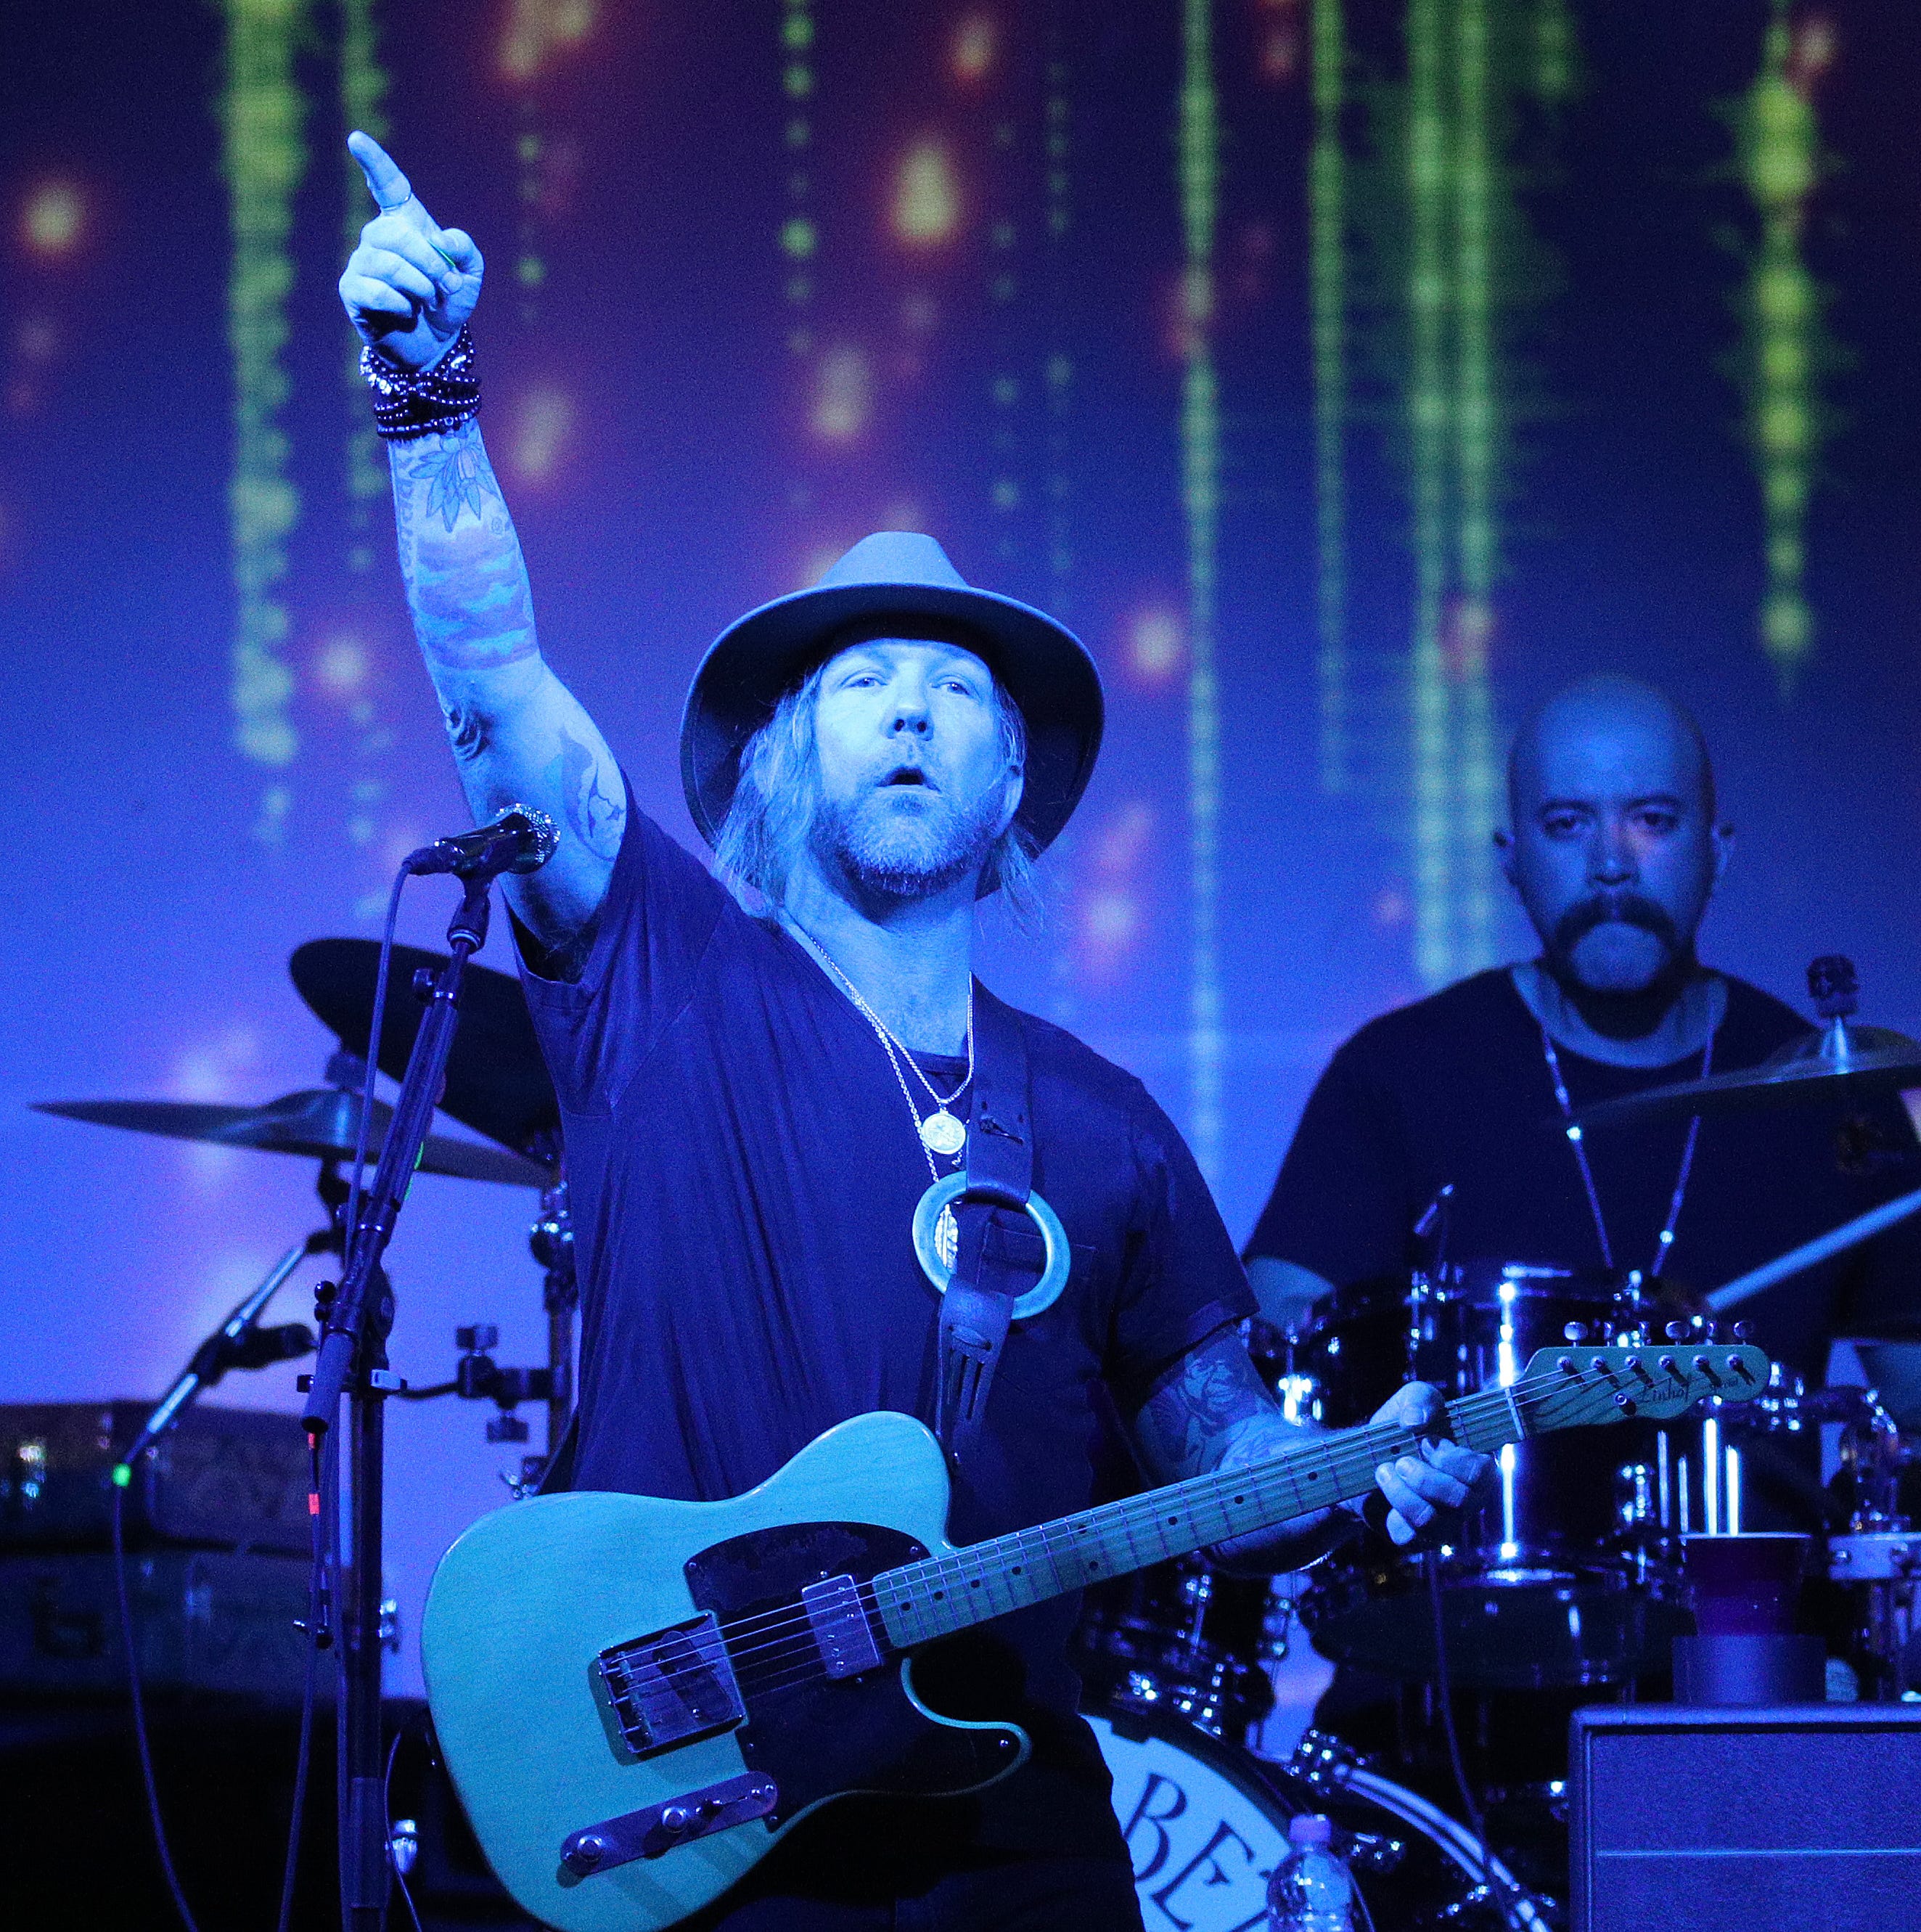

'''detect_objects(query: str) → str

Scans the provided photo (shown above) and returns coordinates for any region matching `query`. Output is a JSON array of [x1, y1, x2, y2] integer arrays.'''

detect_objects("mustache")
[[1552, 891, 1682, 955]]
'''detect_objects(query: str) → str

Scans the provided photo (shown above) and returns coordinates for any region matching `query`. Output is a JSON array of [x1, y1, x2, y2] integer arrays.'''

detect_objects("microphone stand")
[[301, 867, 495, 1932]]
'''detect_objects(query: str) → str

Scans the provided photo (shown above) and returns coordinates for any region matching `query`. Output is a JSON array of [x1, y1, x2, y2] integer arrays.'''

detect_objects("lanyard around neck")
[[1539, 1025, 1712, 1279]]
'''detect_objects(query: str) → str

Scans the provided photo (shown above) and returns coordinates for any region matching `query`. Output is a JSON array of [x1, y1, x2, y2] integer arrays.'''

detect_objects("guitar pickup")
[[560, 1772, 779, 1876], [596, 1612, 746, 1756], [801, 1573, 882, 1679]]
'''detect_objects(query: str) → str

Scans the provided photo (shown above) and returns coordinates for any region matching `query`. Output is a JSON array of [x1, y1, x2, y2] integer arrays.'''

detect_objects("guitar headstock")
[[1514, 1342, 1773, 1430]]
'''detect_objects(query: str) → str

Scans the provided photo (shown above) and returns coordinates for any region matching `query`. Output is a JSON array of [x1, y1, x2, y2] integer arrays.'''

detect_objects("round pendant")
[[919, 1108, 967, 1158]]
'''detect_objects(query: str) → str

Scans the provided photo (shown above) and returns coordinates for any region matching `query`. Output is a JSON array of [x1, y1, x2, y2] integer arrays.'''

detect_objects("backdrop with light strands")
[[1, 0, 1917, 1695]]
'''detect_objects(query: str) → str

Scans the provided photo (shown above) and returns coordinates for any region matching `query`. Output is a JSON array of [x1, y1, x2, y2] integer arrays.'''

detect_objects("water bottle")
[[1266, 1812, 1354, 1932]]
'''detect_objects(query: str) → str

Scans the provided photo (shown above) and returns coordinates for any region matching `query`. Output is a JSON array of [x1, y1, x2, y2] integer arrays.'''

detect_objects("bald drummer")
[[1245, 674, 1921, 1434]]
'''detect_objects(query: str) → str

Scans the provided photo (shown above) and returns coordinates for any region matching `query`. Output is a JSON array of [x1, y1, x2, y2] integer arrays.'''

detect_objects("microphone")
[[115, 1257, 318, 1479], [406, 804, 558, 880]]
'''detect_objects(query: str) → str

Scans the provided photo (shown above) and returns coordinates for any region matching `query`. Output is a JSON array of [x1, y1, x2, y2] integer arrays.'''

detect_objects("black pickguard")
[[684, 1522, 1025, 1825]]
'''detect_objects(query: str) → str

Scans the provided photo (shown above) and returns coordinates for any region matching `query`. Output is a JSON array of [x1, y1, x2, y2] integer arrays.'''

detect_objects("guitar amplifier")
[[1569, 1703, 1921, 1932], [0, 1402, 311, 1553], [0, 1548, 315, 1702]]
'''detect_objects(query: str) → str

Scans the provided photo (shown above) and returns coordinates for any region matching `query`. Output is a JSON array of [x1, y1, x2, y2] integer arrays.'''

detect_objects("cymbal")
[[36, 1089, 552, 1188], [1573, 1019, 1921, 1131], [289, 938, 559, 1158]]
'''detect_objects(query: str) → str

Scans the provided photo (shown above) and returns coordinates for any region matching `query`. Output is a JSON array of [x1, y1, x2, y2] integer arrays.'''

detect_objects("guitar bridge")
[[595, 1611, 745, 1756]]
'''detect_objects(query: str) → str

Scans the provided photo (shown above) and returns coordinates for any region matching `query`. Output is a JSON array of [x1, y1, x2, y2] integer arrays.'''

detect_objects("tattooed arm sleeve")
[[388, 419, 624, 954], [1128, 1326, 1356, 1573]]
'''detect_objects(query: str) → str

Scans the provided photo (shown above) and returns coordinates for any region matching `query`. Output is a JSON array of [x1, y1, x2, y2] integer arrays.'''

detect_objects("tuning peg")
[[1563, 1322, 1590, 1343], [1665, 1322, 1690, 1341], [1732, 1322, 1753, 1341]]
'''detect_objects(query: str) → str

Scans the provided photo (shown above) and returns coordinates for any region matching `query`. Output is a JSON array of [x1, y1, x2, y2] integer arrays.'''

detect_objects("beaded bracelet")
[[359, 326, 481, 441]]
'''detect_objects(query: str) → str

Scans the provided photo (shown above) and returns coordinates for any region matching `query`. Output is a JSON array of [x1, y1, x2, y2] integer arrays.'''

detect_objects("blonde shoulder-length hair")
[[713, 659, 1041, 923]]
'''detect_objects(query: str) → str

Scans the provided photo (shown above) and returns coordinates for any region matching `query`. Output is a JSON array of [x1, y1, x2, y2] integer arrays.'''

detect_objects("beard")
[[1548, 891, 1688, 996], [809, 781, 1006, 904]]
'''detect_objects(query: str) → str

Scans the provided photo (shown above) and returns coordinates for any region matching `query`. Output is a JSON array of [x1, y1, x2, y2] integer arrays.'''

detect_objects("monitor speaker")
[[1568, 1703, 1921, 1932]]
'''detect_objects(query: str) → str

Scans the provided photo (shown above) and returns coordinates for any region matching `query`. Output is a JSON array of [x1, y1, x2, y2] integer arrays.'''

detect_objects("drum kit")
[[31, 949, 1921, 1928], [37, 938, 576, 1469], [1073, 959, 1921, 1928]]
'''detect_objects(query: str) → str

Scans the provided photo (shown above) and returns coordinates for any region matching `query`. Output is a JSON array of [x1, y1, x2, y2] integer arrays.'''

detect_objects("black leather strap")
[[935, 988, 1039, 1462]]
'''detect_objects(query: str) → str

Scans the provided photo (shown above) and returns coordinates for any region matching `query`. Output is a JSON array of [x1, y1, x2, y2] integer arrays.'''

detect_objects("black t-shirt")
[[1246, 968, 1921, 1386], [517, 789, 1253, 1862]]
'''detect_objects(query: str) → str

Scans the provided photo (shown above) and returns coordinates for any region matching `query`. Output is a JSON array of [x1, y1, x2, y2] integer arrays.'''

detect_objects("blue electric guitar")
[[419, 1340, 1766, 1931]]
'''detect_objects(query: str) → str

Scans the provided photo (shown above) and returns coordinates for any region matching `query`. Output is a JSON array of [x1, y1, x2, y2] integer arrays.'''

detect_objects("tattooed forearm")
[[389, 421, 538, 675], [1131, 1328, 1286, 1484], [382, 415, 624, 951], [1132, 1327, 1356, 1574]]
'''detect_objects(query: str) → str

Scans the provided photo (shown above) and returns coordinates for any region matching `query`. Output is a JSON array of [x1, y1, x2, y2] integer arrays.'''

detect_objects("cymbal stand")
[[301, 870, 493, 1932]]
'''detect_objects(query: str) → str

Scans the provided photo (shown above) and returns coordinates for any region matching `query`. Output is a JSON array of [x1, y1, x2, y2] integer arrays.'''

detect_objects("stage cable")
[[1425, 1550, 1524, 1931], [110, 1479, 205, 1932]]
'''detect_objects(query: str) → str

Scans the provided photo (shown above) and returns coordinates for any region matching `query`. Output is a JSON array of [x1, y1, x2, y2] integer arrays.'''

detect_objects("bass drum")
[[1090, 1707, 1551, 1931]]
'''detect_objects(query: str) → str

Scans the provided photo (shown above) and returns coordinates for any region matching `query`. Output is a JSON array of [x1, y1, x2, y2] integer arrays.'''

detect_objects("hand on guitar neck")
[[1129, 1327, 1496, 1571]]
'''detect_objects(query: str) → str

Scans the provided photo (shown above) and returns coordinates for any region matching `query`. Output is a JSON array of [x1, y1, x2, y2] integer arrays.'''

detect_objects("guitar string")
[[695, 1353, 1728, 1675], [709, 1360, 1712, 1703], [710, 1362, 1714, 1705], [724, 1373, 1648, 1704], [674, 1353, 1729, 1688]]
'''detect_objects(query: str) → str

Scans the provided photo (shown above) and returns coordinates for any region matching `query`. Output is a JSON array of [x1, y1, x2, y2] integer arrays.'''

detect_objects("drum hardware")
[[1297, 1264, 1700, 1689], [1284, 1730, 1555, 1929], [1571, 955, 1921, 1132], [1076, 1558, 1280, 1741]]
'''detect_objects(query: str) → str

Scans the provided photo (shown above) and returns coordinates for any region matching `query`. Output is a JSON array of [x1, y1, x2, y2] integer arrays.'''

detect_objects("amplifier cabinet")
[[0, 1549, 315, 1702], [0, 1401, 311, 1552], [1570, 1703, 1921, 1932]]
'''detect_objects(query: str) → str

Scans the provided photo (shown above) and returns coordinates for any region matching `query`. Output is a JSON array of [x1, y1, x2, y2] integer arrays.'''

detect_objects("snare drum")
[[1298, 1261, 1690, 1687]]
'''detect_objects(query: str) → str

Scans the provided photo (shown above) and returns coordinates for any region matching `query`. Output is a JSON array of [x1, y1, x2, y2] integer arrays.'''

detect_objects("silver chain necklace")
[[785, 922, 974, 1170], [1539, 1025, 1711, 1279]]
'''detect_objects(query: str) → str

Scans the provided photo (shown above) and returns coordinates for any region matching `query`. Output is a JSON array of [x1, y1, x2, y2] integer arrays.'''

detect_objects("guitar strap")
[[935, 987, 1039, 1465]]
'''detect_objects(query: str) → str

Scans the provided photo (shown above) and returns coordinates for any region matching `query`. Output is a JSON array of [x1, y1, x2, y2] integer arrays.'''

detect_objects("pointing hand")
[[338, 132, 484, 372]]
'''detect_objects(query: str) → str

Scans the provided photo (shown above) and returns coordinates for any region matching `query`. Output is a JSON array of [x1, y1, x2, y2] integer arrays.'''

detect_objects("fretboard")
[[872, 1386, 1522, 1650]]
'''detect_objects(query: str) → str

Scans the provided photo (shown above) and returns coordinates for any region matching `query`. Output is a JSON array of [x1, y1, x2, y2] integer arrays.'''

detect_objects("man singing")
[[339, 134, 1491, 1929], [1247, 673, 1921, 1423]]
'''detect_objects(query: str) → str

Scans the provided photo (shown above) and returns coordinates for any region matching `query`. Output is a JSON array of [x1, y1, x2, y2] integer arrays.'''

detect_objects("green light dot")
[[517, 133, 542, 163], [782, 13, 814, 49], [991, 376, 1020, 406], [112, 1463, 132, 1488], [786, 118, 811, 149], [780, 218, 817, 260], [517, 255, 545, 287], [784, 62, 814, 99], [991, 478, 1020, 510]]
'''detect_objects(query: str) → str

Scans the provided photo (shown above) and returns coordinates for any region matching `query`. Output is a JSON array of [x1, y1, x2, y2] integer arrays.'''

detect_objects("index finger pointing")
[[348, 130, 413, 213]]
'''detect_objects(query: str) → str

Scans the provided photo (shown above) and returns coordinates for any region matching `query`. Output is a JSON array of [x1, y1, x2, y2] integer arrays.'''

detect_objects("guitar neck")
[[872, 1385, 1523, 1650]]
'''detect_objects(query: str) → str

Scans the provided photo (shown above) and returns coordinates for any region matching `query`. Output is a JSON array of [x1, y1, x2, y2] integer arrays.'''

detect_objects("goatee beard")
[[810, 787, 1003, 904]]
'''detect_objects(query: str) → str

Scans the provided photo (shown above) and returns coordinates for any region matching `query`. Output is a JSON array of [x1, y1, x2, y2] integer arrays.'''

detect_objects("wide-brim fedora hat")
[[680, 532, 1104, 867]]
